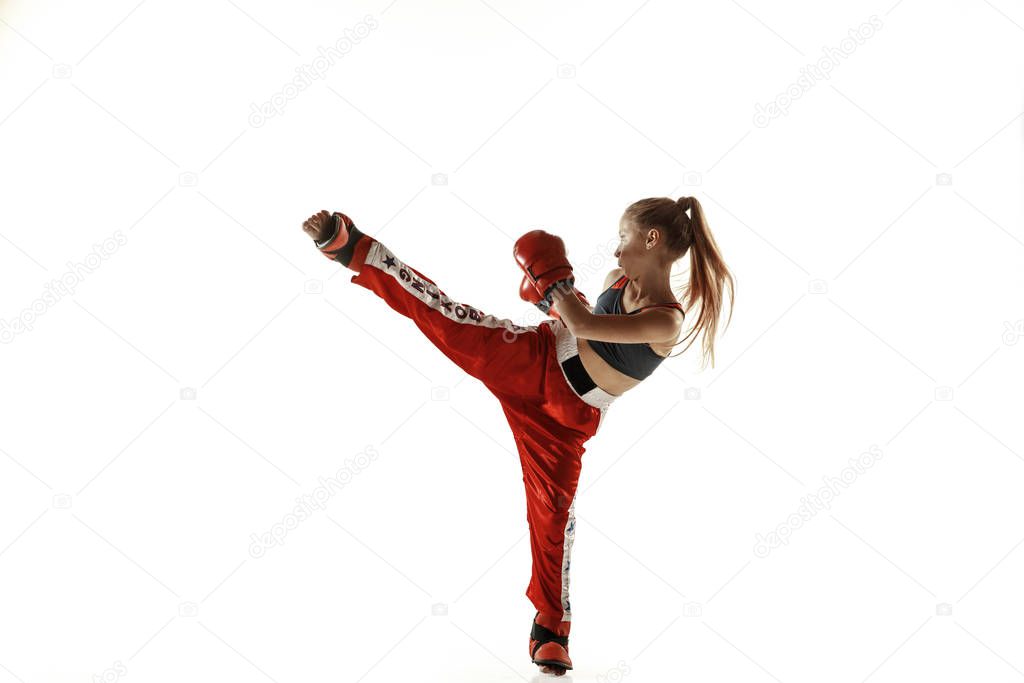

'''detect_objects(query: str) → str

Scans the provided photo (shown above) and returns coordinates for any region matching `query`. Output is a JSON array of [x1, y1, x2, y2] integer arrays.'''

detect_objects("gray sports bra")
[[587, 276, 684, 380]]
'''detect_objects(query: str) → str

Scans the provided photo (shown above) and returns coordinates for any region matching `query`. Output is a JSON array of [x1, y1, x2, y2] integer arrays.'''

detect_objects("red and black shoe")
[[529, 611, 572, 675], [311, 211, 368, 269]]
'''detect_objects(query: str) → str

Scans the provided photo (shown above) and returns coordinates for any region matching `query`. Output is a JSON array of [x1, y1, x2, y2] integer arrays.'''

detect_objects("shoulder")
[[602, 267, 625, 290]]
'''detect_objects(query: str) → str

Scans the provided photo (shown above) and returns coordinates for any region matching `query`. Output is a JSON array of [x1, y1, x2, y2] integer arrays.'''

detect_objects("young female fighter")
[[301, 196, 733, 676]]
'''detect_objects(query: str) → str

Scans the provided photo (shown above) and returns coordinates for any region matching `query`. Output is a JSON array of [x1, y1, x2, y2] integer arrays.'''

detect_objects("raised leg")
[[344, 236, 550, 400]]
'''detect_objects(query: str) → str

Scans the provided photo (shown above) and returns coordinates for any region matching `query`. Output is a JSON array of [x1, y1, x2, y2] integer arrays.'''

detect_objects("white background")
[[1, 1, 1023, 681]]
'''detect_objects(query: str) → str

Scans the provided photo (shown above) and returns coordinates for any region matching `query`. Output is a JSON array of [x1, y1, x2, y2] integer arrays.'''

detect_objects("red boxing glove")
[[513, 230, 575, 306], [519, 274, 552, 314]]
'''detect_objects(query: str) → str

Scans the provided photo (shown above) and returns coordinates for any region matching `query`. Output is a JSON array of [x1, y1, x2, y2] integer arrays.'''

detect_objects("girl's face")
[[614, 218, 643, 272]]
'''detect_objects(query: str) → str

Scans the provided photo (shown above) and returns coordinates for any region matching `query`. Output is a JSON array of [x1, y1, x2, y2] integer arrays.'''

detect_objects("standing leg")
[[502, 402, 583, 623], [490, 320, 606, 674], [497, 397, 593, 675]]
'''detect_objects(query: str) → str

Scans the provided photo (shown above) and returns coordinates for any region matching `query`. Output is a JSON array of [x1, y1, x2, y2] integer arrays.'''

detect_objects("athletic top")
[[588, 275, 685, 380]]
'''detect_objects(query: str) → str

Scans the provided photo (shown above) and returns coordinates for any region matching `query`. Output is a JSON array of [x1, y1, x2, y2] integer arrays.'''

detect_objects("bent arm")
[[549, 284, 591, 333], [580, 309, 681, 344], [550, 286, 680, 344], [548, 267, 615, 330]]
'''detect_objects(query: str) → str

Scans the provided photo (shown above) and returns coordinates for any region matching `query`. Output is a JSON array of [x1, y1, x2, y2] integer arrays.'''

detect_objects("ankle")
[[345, 233, 373, 272]]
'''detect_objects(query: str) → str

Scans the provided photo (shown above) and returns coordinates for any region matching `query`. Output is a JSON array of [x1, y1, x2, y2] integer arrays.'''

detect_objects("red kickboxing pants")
[[346, 236, 618, 624]]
